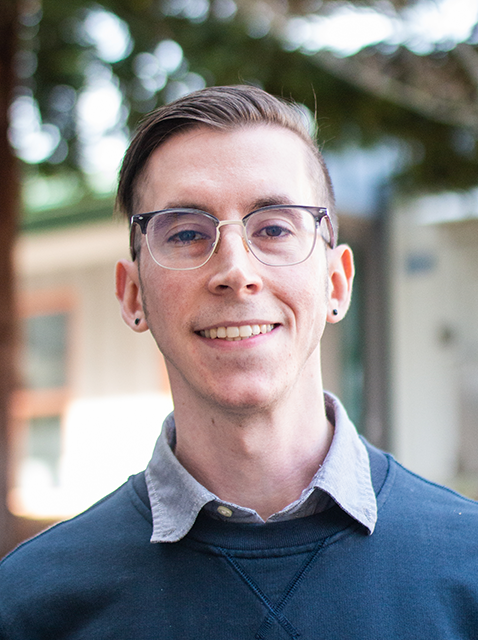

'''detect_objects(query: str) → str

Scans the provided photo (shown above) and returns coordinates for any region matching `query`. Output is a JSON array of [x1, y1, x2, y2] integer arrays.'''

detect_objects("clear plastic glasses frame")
[[130, 204, 335, 270]]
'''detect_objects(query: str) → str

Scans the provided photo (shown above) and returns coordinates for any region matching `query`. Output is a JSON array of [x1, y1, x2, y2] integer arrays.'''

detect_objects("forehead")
[[138, 124, 326, 212]]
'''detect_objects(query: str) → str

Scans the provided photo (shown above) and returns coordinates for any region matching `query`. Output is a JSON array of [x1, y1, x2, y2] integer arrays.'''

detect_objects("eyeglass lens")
[[145, 208, 324, 269]]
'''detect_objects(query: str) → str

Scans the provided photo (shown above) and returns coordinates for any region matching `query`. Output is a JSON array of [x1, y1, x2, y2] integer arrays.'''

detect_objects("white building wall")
[[445, 222, 478, 490], [389, 198, 478, 488]]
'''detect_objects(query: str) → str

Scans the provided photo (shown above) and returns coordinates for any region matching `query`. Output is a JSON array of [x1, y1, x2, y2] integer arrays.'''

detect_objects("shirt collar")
[[319, 393, 377, 532], [145, 392, 377, 543]]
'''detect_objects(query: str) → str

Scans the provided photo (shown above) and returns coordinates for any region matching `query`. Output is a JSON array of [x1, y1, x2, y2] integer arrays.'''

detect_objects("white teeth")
[[226, 326, 240, 338], [199, 324, 274, 340], [239, 325, 252, 337]]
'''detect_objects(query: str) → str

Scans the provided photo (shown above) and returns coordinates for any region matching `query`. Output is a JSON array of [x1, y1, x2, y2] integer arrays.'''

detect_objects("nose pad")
[[213, 221, 251, 256], [213, 234, 222, 255]]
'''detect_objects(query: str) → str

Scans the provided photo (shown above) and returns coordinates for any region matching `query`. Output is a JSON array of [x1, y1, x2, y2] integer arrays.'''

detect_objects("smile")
[[199, 324, 275, 341]]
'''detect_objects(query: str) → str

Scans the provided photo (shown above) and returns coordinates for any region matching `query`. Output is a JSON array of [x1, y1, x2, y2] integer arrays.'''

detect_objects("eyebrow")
[[159, 202, 210, 213], [159, 195, 297, 216], [249, 195, 296, 210]]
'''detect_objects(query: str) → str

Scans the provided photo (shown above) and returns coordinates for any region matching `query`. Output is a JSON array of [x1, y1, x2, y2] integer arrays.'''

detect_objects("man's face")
[[126, 124, 339, 413]]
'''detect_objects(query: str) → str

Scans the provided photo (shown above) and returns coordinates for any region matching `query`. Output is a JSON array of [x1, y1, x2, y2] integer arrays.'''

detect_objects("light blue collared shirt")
[[145, 392, 377, 542]]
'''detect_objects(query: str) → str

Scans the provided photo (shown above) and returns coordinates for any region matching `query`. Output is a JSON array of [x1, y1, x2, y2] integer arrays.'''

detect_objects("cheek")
[[140, 268, 198, 336], [139, 268, 170, 328], [275, 274, 327, 352], [292, 259, 328, 312], [296, 266, 329, 341]]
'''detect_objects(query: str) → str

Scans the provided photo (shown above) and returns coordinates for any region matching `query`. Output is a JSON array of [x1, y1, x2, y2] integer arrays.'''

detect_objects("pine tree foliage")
[[14, 0, 478, 198]]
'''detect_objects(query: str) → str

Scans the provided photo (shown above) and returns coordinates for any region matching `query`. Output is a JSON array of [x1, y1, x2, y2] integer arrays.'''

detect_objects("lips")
[[199, 324, 275, 341]]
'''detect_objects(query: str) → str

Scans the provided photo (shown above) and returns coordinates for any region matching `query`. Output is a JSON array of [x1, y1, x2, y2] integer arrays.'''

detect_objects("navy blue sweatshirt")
[[1, 443, 478, 639]]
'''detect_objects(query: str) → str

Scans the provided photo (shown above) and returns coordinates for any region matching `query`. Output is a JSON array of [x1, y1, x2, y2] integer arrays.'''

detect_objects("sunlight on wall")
[[9, 392, 173, 519]]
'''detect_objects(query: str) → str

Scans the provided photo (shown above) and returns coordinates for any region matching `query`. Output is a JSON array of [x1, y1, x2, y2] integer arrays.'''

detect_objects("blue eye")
[[168, 229, 205, 244], [261, 225, 290, 238], [253, 223, 293, 240]]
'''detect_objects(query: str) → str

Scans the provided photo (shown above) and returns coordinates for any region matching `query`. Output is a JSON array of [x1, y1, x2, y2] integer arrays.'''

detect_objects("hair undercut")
[[115, 85, 338, 241]]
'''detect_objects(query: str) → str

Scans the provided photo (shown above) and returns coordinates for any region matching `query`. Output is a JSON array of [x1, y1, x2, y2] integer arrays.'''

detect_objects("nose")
[[206, 222, 263, 296]]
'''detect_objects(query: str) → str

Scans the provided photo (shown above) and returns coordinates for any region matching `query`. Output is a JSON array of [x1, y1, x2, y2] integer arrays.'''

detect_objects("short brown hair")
[[116, 85, 337, 235]]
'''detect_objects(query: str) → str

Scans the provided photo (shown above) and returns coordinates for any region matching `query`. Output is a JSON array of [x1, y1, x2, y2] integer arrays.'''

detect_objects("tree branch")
[[312, 48, 478, 133]]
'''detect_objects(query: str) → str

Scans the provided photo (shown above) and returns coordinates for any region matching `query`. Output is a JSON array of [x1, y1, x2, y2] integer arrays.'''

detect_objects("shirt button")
[[217, 505, 233, 518]]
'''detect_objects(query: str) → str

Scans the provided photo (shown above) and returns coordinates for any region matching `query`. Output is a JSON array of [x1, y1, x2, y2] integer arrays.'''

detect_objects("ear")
[[115, 259, 149, 332], [326, 244, 355, 323]]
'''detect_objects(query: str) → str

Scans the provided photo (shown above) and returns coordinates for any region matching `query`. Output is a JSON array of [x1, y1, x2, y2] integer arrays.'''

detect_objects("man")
[[1, 85, 478, 639]]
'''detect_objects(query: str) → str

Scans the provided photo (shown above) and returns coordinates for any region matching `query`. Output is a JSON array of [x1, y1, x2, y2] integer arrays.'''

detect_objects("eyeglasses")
[[130, 205, 335, 270]]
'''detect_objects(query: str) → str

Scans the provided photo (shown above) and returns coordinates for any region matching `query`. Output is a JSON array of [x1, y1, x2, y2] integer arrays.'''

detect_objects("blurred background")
[[1, 0, 478, 556]]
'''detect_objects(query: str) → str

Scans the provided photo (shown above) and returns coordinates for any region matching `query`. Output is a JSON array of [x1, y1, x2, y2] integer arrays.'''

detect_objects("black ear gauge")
[[134, 318, 141, 326], [332, 309, 338, 316]]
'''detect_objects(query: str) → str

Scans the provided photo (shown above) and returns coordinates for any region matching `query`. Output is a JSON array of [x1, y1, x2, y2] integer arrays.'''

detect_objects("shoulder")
[[369, 444, 478, 543], [366, 439, 478, 511], [0, 473, 156, 638], [385, 453, 478, 512], [360, 442, 478, 598], [0, 472, 152, 592]]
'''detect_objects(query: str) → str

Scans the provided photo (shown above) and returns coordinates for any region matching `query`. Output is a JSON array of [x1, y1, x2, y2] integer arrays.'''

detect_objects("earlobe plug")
[[332, 309, 338, 316], [134, 318, 141, 326]]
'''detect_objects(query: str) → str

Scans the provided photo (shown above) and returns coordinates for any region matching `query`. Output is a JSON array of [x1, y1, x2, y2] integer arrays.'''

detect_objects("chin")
[[205, 383, 283, 414]]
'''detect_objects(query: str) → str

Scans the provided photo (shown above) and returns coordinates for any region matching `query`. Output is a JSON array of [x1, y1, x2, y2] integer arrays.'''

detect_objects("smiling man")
[[116, 119, 353, 525], [1, 85, 478, 639]]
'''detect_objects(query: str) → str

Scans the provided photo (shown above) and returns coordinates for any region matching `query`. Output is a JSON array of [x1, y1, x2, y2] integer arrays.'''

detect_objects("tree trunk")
[[0, 0, 19, 558]]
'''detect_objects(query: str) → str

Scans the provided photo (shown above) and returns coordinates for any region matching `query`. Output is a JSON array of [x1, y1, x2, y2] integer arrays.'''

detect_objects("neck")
[[170, 365, 333, 521]]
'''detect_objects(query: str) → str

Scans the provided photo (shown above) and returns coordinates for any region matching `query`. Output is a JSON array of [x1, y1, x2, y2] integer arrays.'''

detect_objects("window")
[[9, 292, 74, 518], [20, 415, 62, 490], [24, 312, 69, 390]]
